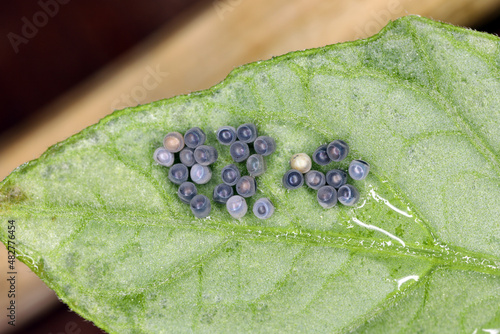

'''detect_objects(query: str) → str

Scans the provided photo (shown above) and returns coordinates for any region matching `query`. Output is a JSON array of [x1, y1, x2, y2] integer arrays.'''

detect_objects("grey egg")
[[184, 127, 206, 148], [221, 164, 241, 186], [348, 160, 370, 180], [216, 126, 237, 145], [282, 169, 304, 190], [337, 184, 360, 206], [163, 132, 185, 153], [226, 195, 248, 219], [312, 144, 331, 166], [179, 148, 195, 167], [178, 182, 197, 204], [246, 154, 266, 177], [168, 164, 189, 185], [305, 170, 326, 190], [236, 176, 257, 198], [229, 141, 250, 162], [194, 145, 218, 166], [190, 164, 212, 184], [190, 194, 211, 218], [253, 136, 276, 156], [253, 198, 274, 219], [213, 184, 234, 204], [237, 123, 258, 143], [153, 147, 174, 167], [327, 140, 349, 162], [326, 169, 347, 189], [317, 185, 338, 209]]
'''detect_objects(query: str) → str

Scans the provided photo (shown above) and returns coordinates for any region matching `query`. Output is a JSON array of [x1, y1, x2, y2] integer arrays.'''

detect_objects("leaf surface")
[[1, 16, 500, 333]]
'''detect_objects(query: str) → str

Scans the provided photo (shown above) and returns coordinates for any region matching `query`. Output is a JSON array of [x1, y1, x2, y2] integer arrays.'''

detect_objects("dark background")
[[0, 0, 209, 136], [2, 1, 500, 333], [1, 1, 500, 137]]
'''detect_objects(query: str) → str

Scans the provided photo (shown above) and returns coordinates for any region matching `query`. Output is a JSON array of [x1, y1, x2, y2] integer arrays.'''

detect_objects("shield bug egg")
[[194, 145, 218, 166], [213, 184, 234, 204], [237, 123, 258, 143], [337, 184, 360, 206], [163, 132, 185, 153], [178, 182, 197, 204], [253, 198, 274, 219], [348, 160, 370, 180], [312, 144, 331, 166], [216, 126, 237, 145], [190, 164, 212, 184], [229, 141, 250, 162], [305, 170, 326, 190], [246, 154, 266, 177], [226, 195, 248, 219], [168, 164, 189, 185], [184, 127, 206, 148], [290, 153, 312, 174], [326, 169, 347, 189], [327, 140, 349, 162], [282, 169, 304, 189], [190, 194, 211, 218], [153, 147, 174, 167], [253, 136, 276, 156], [179, 148, 195, 167], [236, 176, 257, 198], [221, 164, 241, 186], [317, 185, 338, 209]]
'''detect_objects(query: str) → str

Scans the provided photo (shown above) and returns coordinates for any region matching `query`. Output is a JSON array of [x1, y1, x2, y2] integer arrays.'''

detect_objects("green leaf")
[[1, 15, 500, 333]]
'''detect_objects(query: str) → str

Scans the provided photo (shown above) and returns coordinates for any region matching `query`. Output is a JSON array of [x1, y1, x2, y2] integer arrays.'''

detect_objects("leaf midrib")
[[7, 203, 500, 279]]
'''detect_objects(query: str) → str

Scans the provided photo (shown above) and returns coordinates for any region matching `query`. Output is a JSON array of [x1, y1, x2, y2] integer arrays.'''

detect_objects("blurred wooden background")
[[2, 0, 500, 332]]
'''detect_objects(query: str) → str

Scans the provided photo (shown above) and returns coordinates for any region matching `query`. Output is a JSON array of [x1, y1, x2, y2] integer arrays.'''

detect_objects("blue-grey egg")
[[178, 182, 197, 204], [237, 123, 258, 143], [317, 185, 337, 209], [216, 126, 237, 145], [179, 147, 195, 167], [213, 184, 234, 204], [236, 176, 257, 198], [184, 127, 206, 148], [246, 154, 266, 177], [253, 198, 274, 219], [194, 145, 218, 166], [305, 170, 326, 190], [327, 140, 349, 162], [190, 194, 211, 218], [226, 195, 248, 219], [153, 147, 174, 167], [282, 169, 304, 189], [337, 184, 360, 206], [168, 164, 189, 185], [253, 136, 276, 156], [190, 164, 212, 184], [326, 169, 347, 189], [221, 164, 241, 186], [348, 160, 370, 180], [312, 144, 331, 165], [229, 141, 250, 162]]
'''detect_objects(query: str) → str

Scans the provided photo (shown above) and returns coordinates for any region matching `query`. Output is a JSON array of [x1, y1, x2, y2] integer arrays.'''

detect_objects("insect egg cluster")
[[154, 124, 276, 220], [283, 139, 370, 208], [219, 124, 276, 220]]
